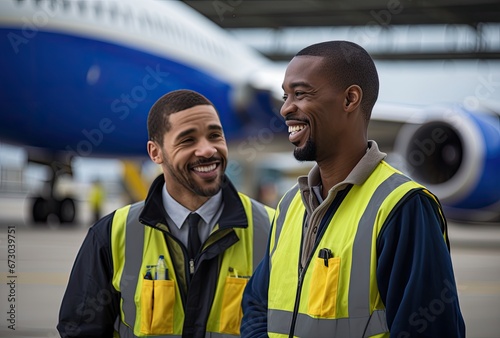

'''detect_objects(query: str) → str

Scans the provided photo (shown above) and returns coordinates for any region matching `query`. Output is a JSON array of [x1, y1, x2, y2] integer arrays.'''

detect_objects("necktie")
[[187, 213, 201, 260]]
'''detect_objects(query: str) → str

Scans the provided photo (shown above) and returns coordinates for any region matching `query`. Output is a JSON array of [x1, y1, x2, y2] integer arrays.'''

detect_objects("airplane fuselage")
[[0, 0, 278, 157]]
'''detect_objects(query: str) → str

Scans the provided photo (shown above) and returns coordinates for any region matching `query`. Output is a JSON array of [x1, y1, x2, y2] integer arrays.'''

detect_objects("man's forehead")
[[286, 55, 325, 74], [166, 106, 219, 133], [169, 105, 218, 121], [283, 55, 326, 87], [290, 55, 324, 65]]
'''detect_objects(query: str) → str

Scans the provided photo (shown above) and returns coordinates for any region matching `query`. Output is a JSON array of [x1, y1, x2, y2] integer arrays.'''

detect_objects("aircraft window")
[[49, 0, 71, 12], [62, 0, 71, 11], [77, 0, 87, 14], [139, 13, 156, 33], [155, 17, 166, 35], [200, 36, 212, 56], [121, 8, 133, 25], [93, 1, 103, 17], [108, 4, 119, 20], [161, 20, 173, 40], [22, 0, 70, 12], [170, 21, 180, 43]]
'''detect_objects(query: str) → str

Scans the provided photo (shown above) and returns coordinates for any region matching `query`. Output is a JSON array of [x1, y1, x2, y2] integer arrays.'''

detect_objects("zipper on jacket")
[[289, 266, 304, 338], [189, 259, 195, 275], [181, 229, 235, 284], [288, 212, 309, 338], [289, 248, 319, 338], [163, 231, 192, 306]]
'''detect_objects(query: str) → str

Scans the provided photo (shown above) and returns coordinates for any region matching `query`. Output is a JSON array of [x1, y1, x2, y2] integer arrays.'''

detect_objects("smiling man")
[[58, 89, 274, 338], [241, 41, 465, 338]]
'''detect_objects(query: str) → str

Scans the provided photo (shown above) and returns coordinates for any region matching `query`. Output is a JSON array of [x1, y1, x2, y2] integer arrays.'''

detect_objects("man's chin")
[[192, 179, 222, 197], [293, 139, 316, 162], [294, 149, 315, 162], [196, 187, 221, 197]]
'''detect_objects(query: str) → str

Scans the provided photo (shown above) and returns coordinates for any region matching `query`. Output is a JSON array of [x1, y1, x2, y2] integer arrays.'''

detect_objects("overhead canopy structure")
[[181, 0, 500, 60]]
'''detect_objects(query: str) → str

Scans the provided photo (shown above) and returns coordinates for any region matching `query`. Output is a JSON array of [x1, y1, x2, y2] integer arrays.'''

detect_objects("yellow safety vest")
[[111, 193, 273, 337], [268, 161, 440, 338]]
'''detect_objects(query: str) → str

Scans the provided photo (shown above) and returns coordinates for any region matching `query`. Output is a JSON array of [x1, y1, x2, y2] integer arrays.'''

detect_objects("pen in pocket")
[[144, 265, 155, 280], [228, 267, 250, 279], [318, 248, 333, 267]]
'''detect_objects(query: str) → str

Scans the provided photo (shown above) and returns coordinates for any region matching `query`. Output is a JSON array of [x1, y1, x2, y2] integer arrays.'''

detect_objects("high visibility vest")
[[111, 193, 273, 337], [268, 161, 442, 338]]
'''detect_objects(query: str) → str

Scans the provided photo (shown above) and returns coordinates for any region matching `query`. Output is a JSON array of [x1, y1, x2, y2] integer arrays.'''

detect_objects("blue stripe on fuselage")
[[0, 28, 254, 157]]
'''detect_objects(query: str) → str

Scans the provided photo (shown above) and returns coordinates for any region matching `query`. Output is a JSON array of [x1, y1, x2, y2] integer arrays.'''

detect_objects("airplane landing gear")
[[28, 153, 77, 225], [31, 196, 76, 223], [59, 197, 76, 223]]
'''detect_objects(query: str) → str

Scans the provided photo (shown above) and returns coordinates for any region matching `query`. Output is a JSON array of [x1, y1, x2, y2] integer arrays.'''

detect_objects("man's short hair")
[[296, 41, 379, 120], [147, 89, 215, 143]]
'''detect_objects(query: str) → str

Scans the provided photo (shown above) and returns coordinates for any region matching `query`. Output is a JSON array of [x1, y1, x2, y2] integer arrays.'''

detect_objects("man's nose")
[[195, 140, 217, 158], [280, 98, 296, 118]]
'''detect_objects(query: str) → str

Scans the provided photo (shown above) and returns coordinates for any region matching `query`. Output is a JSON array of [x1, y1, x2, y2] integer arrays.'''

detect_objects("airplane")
[[0, 0, 499, 224]]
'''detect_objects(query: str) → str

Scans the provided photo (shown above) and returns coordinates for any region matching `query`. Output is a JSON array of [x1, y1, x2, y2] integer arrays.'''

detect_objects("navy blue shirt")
[[241, 190, 465, 337]]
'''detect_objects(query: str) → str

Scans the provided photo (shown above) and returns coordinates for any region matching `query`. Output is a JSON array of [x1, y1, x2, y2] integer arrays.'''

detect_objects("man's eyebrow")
[[174, 124, 223, 141], [208, 124, 223, 132], [282, 81, 313, 90], [175, 128, 196, 141]]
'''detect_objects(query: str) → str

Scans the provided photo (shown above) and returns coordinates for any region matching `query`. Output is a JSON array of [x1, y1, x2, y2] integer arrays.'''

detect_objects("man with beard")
[[241, 41, 465, 337], [58, 89, 274, 338]]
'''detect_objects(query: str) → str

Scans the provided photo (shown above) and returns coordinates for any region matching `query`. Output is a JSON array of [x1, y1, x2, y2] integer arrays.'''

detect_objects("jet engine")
[[395, 104, 500, 222]]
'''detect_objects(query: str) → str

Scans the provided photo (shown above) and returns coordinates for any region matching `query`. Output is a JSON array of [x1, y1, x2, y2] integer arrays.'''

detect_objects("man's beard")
[[293, 138, 316, 162]]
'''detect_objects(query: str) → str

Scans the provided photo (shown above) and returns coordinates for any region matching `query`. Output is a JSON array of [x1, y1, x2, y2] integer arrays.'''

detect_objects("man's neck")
[[317, 146, 367, 198]]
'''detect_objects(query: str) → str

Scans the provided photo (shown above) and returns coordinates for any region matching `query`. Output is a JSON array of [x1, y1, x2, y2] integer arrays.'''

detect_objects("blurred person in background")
[[88, 178, 105, 224]]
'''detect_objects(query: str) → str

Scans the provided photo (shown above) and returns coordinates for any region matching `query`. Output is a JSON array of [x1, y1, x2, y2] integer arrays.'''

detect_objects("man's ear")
[[344, 85, 362, 112], [147, 140, 163, 164]]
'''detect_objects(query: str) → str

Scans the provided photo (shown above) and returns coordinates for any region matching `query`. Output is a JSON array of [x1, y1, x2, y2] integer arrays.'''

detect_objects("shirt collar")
[[298, 140, 387, 204], [161, 183, 223, 229]]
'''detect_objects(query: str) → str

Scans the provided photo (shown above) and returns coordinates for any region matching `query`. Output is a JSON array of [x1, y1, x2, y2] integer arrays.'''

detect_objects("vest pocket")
[[308, 256, 341, 318], [140, 279, 175, 335], [219, 276, 248, 334]]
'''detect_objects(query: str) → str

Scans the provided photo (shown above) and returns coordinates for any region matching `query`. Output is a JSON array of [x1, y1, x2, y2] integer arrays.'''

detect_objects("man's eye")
[[295, 91, 304, 97], [282, 94, 288, 102], [180, 138, 194, 144]]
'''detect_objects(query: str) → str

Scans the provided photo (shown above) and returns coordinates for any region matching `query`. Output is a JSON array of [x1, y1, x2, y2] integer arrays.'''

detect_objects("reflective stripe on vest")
[[269, 308, 387, 337], [251, 199, 274, 269], [113, 198, 272, 337], [268, 172, 412, 337], [270, 185, 299, 259], [114, 319, 240, 338], [116, 202, 148, 336]]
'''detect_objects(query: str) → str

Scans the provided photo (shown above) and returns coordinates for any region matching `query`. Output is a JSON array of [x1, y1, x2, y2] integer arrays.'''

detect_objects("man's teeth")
[[289, 125, 306, 134], [194, 164, 217, 172]]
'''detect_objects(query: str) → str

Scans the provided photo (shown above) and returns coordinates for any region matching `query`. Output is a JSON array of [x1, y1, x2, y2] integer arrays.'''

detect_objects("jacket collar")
[[298, 140, 387, 212]]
